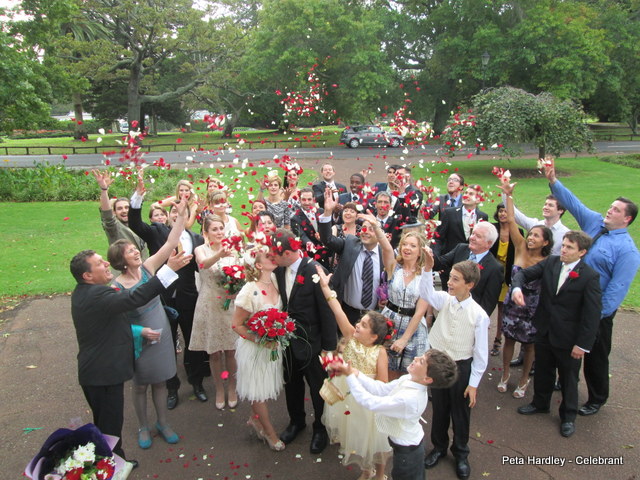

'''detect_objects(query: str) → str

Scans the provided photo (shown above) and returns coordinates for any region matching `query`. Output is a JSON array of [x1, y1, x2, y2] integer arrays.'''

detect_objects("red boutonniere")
[[296, 274, 305, 285], [568, 271, 579, 279], [478, 264, 484, 270]]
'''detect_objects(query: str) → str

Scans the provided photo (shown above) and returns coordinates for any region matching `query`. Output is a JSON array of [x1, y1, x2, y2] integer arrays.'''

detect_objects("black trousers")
[[166, 301, 209, 391], [283, 347, 328, 431], [584, 312, 615, 405], [81, 384, 126, 459], [532, 338, 582, 422], [389, 437, 425, 480], [430, 357, 472, 459]]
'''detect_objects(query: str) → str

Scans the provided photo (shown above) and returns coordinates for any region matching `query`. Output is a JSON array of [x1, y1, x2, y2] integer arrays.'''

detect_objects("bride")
[[232, 245, 285, 451]]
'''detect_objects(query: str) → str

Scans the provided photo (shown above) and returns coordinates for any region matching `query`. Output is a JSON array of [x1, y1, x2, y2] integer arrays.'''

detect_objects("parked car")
[[340, 125, 404, 148]]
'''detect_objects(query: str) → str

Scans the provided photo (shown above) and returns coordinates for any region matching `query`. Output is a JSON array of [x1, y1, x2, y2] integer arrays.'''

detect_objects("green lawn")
[[1, 155, 639, 311]]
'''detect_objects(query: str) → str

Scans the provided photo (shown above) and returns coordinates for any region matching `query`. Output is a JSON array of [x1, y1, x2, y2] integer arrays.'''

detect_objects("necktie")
[[557, 263, 570, 293], [591, 226, 608, 244], [361, 250, 374, 308], [449, 197, 456, 207], [286, 267, 296, 299], [469, 252, 477, 263], [353, 194, 358, 202]]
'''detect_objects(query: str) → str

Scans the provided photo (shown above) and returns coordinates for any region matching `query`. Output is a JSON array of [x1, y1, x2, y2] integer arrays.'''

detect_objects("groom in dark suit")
[[272, 229, 337, 453], [514, 231, 601, 438]]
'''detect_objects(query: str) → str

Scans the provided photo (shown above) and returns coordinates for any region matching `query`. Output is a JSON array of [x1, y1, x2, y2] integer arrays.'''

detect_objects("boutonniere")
[[296, 274, 305, 285], [568, 271, 579, 279]]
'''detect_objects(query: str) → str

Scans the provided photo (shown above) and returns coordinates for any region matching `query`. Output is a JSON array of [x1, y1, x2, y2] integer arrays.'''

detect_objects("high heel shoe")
[[265, 435, 285, 452], [513, 378, 531, 399], [137, 427, 152, 449], [155, 423, 179, 444], [227, 391, 238, 409], [497, 373, 510, 393], [215, 391, 226, 410], [247, 417, 266, 441]]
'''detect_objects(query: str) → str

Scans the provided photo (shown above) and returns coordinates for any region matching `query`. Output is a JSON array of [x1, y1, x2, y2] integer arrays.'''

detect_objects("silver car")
[[340, 125, 404, 148]]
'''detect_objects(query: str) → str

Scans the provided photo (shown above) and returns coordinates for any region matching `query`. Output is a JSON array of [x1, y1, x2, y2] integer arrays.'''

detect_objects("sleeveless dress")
[[496, 240, 509, 302], [381, 265, 429, 372], [189, 246, 238, 353], [114, 267, 176, 385], [501, 265, 541, 344], [234, 279, 284, 401], [323, 338, 392, 469]]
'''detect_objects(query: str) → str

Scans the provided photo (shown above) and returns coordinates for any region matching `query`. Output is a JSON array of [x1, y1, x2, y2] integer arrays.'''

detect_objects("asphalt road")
[[1, 141, 640, 168]]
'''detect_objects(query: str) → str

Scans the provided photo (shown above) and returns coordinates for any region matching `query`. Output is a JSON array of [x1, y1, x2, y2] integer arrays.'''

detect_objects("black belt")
[[388, 437, 423, 452], [386, 300, 416, 317]]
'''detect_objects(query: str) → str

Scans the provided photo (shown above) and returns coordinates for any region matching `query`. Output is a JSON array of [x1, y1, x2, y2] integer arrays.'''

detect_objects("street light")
[[481, 51, 490, 90]]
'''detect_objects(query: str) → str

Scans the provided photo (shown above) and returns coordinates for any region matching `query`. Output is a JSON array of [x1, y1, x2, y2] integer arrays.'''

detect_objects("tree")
[[472, 86, 593, 158]]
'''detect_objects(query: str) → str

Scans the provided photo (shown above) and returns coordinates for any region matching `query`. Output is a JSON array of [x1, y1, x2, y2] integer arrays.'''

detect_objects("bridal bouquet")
[[219, 264, 246, 310], [246, 308, 296, 361]]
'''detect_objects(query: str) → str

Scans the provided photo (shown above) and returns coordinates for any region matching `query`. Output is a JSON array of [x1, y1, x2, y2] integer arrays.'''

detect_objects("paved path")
[[1, 295, 637, 480]]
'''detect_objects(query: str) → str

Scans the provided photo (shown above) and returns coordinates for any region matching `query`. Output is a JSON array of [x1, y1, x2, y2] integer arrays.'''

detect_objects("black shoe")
[[578, 403, 602, 416], [517, 403, 550, 415], [167, 389, 179, 410], [310, 430, 328, 454], [554, 380, 561, 391], [560, 422, 576, 437], [279, 423, 306, 444], [510, 357, 524, 367], [424, 449, 446, 469], [455, 458, 471, 479], [128, 459, 139, 470], [193, 384, 208, 402]]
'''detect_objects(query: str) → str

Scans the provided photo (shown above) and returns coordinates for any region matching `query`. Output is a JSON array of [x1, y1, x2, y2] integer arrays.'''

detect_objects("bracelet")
[[326, 290, 337, 302], [100, 187, 108, 191]]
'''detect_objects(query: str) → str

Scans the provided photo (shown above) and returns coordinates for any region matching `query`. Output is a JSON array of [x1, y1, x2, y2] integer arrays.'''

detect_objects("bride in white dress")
[[232, 245, 285, 451]]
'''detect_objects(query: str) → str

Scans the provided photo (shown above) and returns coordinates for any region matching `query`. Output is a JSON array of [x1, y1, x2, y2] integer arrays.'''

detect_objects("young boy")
[[330, 350, 458, 480], [419, 253, 490, 480]]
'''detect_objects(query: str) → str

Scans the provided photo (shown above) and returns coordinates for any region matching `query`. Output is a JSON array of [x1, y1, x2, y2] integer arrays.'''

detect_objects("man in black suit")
[[312, 163, 347, 209], [272, 229, 337, 454], [319, 188, 389, 324], [394, 165, 424, 219], [369, 191, 409, 249], [338, 172, 368, 208], [434, 221, 503, 318], [514, 231, 601, 438], [70, 248, 187, 462], [372, 164, 403, 194], [424, 172, 465, 220], [433, 185, 489, 286], [128, 185, 208, 409], [290, 187, 331, 269]]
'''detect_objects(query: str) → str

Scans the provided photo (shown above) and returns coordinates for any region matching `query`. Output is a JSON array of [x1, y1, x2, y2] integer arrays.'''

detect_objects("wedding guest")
[[190, 215, 239, 410], [70, 246, 188, 465], [262, 172, 291, 229], [423, 172, 465, 220], [161, 180, 199, 230], [312, 163, 347, 209], [206, 190, 244, 236]]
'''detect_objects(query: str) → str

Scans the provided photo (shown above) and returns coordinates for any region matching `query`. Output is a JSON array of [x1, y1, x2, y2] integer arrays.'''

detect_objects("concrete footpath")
[[1, 295, 637, 480]]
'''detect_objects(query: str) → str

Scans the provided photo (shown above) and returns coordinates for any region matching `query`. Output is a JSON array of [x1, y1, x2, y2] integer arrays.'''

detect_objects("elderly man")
[[433, 221, 503, 318], [545, 158, 640, 416], [93, 170, 147, 260], [70, 248, 189, 465]]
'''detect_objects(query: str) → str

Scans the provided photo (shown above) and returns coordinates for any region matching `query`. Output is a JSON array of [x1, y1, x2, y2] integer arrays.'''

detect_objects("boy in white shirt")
[[330, 350, 458, 480], [419, 254, 489, 480]]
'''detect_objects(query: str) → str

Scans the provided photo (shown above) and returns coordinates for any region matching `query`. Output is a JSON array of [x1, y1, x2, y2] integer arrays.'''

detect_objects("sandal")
[[513, 378, 531, 399], [497, 373, 510, 393], [490, 337, 502, 356]]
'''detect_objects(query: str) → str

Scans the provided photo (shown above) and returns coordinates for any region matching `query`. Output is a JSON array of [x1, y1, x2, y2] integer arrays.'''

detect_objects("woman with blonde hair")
[[232, 245, 285, 451], [206, 190, 243, 236], [162, 180, 199, 230]]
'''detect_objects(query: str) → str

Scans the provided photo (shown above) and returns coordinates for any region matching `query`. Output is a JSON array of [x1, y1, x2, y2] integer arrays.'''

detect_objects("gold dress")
[[496, 240, 509, 302], [322, 338, 392, 469]]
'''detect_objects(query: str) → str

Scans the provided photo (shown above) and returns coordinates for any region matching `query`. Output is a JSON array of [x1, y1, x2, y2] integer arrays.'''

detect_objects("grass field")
[[1, 155, 639, 311]]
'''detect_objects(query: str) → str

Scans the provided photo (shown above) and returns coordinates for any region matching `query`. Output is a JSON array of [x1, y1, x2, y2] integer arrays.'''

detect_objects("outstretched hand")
[[496, 176, 517, 196], [541, 155, 557, 184], [324, 187, 337, 213], [357, 210, 378, 226], [314, 264, 333, 291], [422, 246, 435, 272], [167, 250, 193, 271], [92, 170, 112, 190]]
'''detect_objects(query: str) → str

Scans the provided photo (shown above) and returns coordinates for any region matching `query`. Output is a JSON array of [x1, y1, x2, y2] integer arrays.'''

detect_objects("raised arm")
[[497, 177, 526, 250], [358, 211, 395, 276], [315, 265, 355, 339], [143, 196, 188, 274], [93, 170, 114, 212]]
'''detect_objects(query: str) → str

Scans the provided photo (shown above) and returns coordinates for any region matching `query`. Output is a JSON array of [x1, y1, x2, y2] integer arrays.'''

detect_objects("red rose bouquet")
[[246, 308, 297, 361], [219, 264, 246, 310]]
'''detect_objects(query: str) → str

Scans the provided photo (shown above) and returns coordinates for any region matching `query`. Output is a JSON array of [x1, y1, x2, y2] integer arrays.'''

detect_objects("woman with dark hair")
[[489, 203, 522, 357], [107, 197, 188, 449], [261, 172, 291, 229], [331, 202, 362, 239], [497, 179, 553, 399]]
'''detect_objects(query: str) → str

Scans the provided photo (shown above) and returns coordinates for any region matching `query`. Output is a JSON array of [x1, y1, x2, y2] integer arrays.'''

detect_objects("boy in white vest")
[[419, 254, 489, 480], [330, 349, 458, 480]]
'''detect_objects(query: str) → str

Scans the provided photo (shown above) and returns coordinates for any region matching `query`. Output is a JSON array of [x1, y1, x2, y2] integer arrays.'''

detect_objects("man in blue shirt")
[[545, 159, 640, 416]]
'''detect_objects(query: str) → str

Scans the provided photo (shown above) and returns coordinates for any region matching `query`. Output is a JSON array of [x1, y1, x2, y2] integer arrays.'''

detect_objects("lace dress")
[[234, 278, 284, 401], [190, 246, 239, 353], [323, 338, 392, 469], [114, 267, 176, 385], [381, 265, 429, 373], [501, 265, 540, 344]]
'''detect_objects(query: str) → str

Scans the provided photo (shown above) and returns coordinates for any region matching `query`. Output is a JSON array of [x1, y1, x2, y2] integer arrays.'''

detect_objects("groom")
[[272, 229, 337, 453]]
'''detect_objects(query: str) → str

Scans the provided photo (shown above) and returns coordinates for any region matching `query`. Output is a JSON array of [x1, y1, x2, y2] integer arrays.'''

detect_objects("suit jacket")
[[275, 257, 337, 362], [318, 220, 383, 301], [489, 222, 524, 286], [129, 206, 204, 308], [71, 277, 166, 386], [290, 208, 331, 264], [396, 185, 424, 219], [312, 180, 347, 209], [433, 206, 489, 257], [424, 193, 461, 220], [434, 244, 504, 317], [338, 191, 368, 208], [512, 256, 601, 350]]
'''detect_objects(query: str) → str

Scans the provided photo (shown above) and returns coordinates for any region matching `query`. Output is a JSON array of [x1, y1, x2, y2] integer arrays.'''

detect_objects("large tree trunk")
[[72, 92, 87, 140], [629, 110, 638, 135], [127, 61, 142, 131]]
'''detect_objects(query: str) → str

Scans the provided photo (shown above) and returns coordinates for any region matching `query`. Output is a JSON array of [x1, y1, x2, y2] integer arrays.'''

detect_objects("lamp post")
[[481, 51, 491, 90]]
